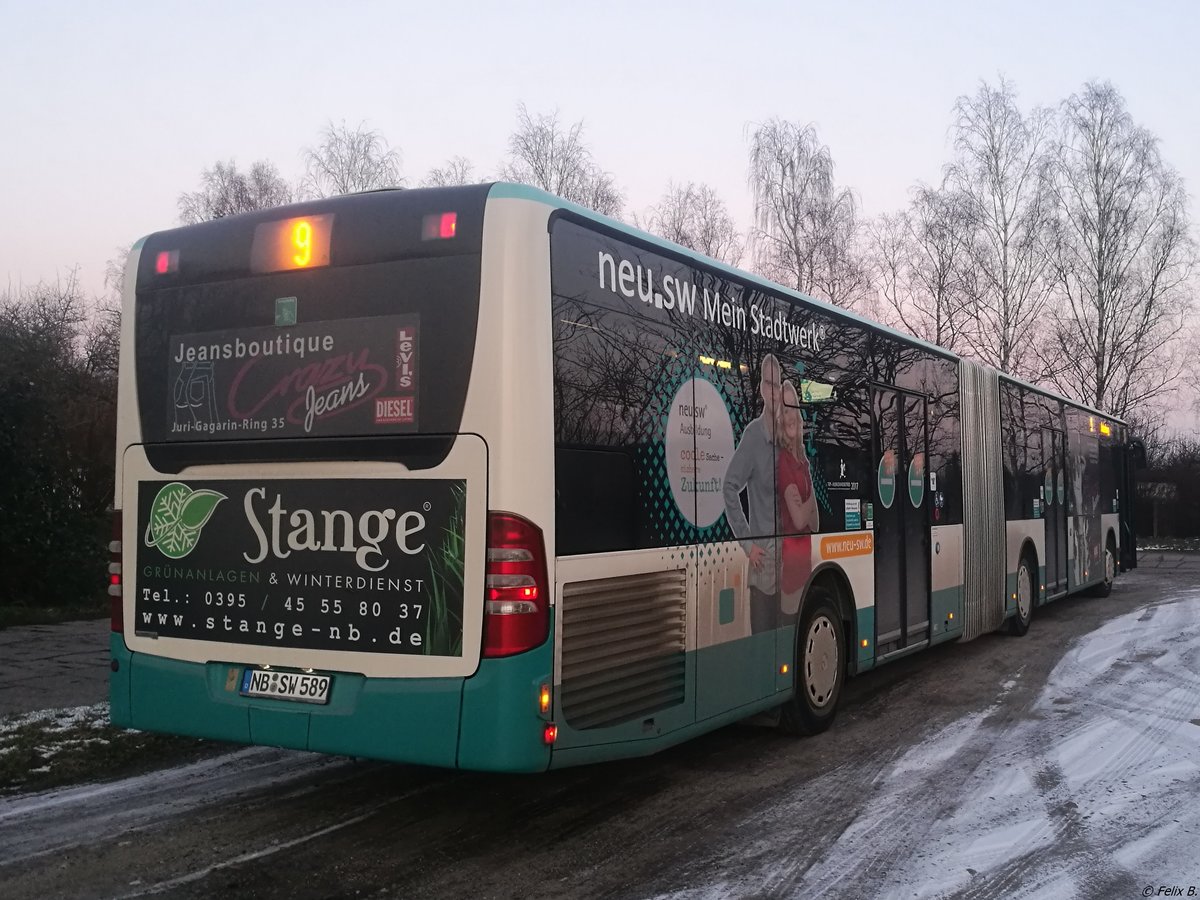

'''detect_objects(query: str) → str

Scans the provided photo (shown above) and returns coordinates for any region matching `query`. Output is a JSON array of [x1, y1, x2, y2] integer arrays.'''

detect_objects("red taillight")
[[155, 250, 178, 274], [482, 512, 549, 658], [108, 510, 123, 633], [421, 211, 458, 241]]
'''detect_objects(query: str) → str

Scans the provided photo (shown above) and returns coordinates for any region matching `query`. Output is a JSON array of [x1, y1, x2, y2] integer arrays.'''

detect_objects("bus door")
[[1119, 437, 1144, 571], [1042, 428, 1068, 596], [871, 387, 931, 655]]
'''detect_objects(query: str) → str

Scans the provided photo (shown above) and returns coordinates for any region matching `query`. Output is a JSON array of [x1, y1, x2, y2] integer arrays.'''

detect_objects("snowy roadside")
[[659, 588, 1200, 899], [0, 702, 218, 796]]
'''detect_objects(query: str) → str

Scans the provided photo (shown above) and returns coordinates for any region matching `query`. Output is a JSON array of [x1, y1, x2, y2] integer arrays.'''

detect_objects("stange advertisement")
[[135, 477, 466, 657]]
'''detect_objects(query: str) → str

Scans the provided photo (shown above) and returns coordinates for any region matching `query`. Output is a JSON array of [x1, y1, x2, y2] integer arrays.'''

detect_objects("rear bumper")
[[109, 632, 553, 772]]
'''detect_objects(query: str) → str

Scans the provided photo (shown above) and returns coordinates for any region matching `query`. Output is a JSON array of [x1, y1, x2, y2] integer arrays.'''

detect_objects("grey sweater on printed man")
[[722, 415, 776, 595]]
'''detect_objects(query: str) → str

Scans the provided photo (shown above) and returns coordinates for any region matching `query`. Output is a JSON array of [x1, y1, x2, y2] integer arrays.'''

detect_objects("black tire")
[[779, 585, 846, 736], [1006, 554, 1035, 636], [1090, 536, 1117, 597]]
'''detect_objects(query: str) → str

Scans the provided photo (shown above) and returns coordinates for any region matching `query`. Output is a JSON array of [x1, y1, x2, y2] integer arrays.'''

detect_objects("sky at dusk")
[[2, 0, 1198, 304]]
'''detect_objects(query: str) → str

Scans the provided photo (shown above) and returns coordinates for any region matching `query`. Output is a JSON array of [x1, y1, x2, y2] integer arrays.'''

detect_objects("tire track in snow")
[[0, 746, 355, 867], [652, 588, 1200, 900], [789, 703, 1032, 898], [958, 595, 1200, 899], [661, 624, 1149, 898]]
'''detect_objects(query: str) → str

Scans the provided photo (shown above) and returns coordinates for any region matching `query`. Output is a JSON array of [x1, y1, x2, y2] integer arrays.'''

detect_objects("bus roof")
[[487, 181, 1127, 429]]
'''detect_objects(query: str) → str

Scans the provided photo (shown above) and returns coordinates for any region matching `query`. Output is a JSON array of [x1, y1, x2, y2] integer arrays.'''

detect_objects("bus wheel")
[[1007, 555, 1035, 636], [779, 585, 845, 736], [1091, 537, 1117, 597]]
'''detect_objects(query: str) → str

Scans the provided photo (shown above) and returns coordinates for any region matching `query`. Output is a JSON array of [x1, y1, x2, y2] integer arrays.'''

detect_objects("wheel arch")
[[1018, 537, 1040, 606], [1105, 526, 1118, 585], [801, 562, 858, 675]]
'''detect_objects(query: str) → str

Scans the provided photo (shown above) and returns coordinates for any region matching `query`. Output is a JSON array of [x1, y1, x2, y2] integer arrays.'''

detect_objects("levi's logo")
[[396, 327, 417, 390], [375, 397, 415, 424]]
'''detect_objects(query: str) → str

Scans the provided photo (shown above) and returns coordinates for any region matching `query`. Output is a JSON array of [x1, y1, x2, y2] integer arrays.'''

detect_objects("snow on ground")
[[0, 703, 115, 775], [0, 703, 109, 737], [659, 589, 1200, 899]]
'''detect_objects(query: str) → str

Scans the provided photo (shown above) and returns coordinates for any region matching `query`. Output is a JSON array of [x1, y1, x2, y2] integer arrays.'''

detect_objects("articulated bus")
[[109, 183, 1138, 771]]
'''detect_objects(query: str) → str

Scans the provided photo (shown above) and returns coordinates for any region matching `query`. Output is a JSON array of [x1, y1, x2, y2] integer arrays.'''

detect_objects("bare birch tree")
[[868, 185, 972, 350], [103, 247, 129, 301], [645, 181, 743, 265], [422, 156, 476, 187], [178, 160, 292, 224], [747, 119, 868, 308], [1043, 81, 1196, 417], [499, 105, 622, 217], [301, 121, 403, 198], [1184, 327, 1200, 425], [83, 247, 129, 381], [945, 78, 1054, 375], [810, 188, 871, 310]]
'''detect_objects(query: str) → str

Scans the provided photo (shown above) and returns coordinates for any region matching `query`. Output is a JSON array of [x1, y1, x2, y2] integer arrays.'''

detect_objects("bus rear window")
[[134, 255, 480, 444]]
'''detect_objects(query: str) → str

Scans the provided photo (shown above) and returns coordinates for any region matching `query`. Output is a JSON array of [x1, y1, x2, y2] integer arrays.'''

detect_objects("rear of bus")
[[109, 185, 559, 772]]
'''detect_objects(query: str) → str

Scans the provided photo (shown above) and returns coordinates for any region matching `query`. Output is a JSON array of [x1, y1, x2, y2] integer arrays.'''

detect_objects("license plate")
[[240, 669, 331, 705]]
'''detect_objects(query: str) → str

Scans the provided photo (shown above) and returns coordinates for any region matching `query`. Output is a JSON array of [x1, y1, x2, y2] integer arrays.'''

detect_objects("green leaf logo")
[[144, 482, 227, 559]]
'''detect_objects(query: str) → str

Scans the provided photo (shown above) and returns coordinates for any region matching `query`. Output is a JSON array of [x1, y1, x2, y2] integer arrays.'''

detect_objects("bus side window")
[[555, 447, 638, 555]]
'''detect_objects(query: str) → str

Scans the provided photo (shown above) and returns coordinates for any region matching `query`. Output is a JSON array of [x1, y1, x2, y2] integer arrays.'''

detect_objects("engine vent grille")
[[560, 569, 687, 730]]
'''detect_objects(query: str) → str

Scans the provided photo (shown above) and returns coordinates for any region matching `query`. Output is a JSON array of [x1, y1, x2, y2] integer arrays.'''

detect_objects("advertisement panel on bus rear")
[[166, 314, 420, 441], [134, 477, 465, 657]]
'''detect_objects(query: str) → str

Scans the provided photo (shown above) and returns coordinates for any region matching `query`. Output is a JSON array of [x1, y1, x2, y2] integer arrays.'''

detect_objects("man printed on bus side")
[[723, 353, 782, 635]]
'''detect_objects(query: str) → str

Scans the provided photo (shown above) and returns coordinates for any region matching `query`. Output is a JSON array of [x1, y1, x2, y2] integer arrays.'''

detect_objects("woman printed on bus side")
[[777, 379, 820, 620]]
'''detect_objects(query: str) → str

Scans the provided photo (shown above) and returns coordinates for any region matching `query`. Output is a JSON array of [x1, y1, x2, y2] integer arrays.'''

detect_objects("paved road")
[[0, 560, 1197, 899], [1135, 550, 1200, 570], [0, 620, 109, 717]]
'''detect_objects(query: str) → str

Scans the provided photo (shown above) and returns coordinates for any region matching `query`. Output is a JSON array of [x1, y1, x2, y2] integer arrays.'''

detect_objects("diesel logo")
[[374, 396, 415, 424]]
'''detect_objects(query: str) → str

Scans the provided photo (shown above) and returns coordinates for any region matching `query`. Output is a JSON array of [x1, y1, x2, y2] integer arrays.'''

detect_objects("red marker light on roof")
[[421, 212, 458, 241], [155, 250, 178, 274]]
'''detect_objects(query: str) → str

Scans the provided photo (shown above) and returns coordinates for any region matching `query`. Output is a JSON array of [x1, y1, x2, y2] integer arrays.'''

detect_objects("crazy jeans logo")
[[228, 349, 388, 434], [144, 482, 227, 559]]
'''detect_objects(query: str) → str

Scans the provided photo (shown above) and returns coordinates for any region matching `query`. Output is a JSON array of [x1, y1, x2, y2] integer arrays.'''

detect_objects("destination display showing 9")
[[249, 214, 334, 273]]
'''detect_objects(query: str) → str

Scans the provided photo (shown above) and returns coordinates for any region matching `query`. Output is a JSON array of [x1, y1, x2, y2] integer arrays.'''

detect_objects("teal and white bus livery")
[[108, 183, 1138, 771]]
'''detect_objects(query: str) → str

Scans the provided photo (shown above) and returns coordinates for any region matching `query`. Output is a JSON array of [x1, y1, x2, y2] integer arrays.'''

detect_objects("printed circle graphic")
[[908, 453, 925, 508], [1044, 468, 1054, 507], [877, 450, 897, 509], [665, 377, 735, 528]]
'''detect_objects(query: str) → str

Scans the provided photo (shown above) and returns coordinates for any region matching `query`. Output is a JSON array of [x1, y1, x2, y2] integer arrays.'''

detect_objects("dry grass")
[[0, 703, 225, 796]]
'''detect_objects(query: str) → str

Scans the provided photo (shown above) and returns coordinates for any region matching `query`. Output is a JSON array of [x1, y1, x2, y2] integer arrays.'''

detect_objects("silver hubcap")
[[1105, 548, 1115, 584], [805, 615, 839, 708], [1017, 564, 1032, 622]]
